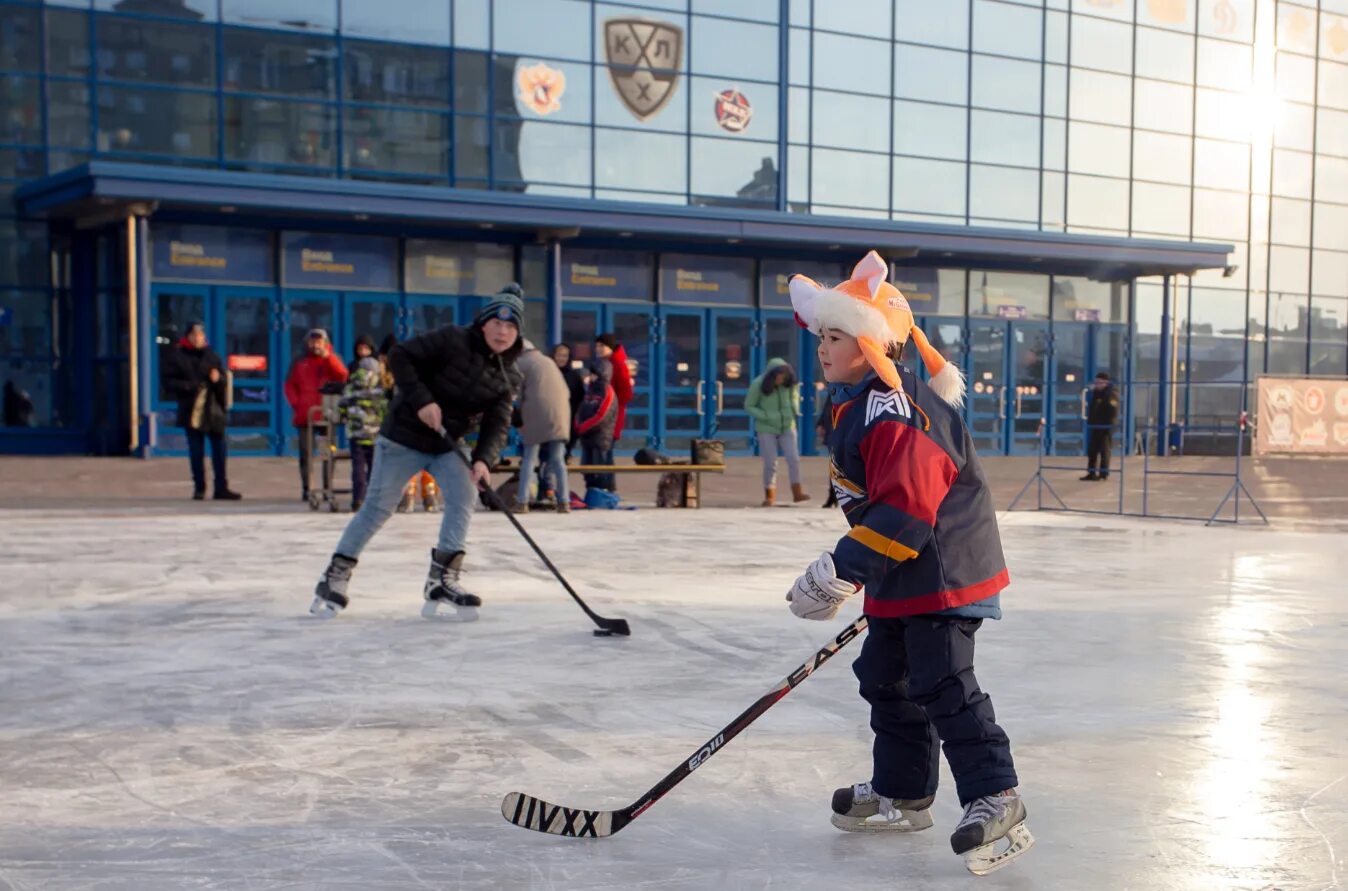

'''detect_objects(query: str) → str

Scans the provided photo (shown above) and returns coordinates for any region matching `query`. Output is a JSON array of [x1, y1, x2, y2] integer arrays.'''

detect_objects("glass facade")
[[3, 0, 1348, 453]]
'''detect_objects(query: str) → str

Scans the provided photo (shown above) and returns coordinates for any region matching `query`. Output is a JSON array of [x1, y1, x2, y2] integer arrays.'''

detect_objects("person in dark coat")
[[3, 380, 35, 427], [575, 357, 618, 496], [1081, 371, 1120, 481], [161, 322, 241, 500], [350, 333, 376, 369], [311, 284, 526, 621], [552, 343, 585, 457]]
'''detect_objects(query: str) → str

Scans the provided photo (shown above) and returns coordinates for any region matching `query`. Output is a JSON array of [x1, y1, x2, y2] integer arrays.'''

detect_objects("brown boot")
[[791, 483, 810, 503], [761, 487, 776, 507]]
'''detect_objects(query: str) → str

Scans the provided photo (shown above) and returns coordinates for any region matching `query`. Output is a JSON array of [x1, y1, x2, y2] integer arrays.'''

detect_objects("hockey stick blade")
[[501, 792, 629, 838], [442, 432, 632, 636], [501, 616, 868, 839]]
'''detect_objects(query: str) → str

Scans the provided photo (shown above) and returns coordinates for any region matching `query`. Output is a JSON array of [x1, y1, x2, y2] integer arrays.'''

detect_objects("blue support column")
[[546, 240, 563, 348], [136, 216, 153, 458], [1156, 274, 1171, 457]]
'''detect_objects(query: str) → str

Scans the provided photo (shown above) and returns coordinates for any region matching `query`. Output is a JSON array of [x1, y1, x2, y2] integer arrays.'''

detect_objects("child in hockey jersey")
[[574, 358, 617, 498], [784, 251, 1033, 876], [339, 357, 388, 511]]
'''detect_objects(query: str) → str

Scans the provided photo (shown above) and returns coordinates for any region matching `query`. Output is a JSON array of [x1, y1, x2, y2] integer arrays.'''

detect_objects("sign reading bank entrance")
[[282, 233, 397, 290]]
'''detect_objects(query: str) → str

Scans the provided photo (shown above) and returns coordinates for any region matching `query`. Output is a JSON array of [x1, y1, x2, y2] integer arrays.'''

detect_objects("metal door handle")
[[1015, 389, 1024, 417], [1080, 387, 1089, 420], [695, 380, 705, 416], [998, 386, 1006, 420], [715, 381, 723, 414]]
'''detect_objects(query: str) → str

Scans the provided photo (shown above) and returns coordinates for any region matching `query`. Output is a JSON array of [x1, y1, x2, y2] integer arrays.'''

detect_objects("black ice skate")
[[950, 789, 1034, 876], [830, 782, 934, 833], [310, 553, 357, 619], [421, 548, 481, 621]]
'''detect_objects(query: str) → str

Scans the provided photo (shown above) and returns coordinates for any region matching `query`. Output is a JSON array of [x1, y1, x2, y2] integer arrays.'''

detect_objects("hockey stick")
[[501, 615, 868, 837], [445, 433, 631, 637]]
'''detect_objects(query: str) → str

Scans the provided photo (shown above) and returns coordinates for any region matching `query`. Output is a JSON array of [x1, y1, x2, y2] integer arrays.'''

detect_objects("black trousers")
[[1087, 427, 1113, 476], [185, 429, 228, 494], [853, 615, 1017, 806], [350, 441, 374, 505]]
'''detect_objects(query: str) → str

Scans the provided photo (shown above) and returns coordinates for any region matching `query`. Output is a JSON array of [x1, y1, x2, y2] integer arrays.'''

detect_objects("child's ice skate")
[[950, 789, 1034, 876], [421, 548, 481, 621], [830, 782, 934, 832]]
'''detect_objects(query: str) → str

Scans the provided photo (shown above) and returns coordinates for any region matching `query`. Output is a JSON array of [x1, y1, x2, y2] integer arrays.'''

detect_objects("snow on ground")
[[1, 506, 1345, 890]]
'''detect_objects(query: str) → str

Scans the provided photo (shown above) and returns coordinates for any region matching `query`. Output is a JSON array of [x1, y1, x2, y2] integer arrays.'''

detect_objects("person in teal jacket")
[[744, 357, 810, 506]]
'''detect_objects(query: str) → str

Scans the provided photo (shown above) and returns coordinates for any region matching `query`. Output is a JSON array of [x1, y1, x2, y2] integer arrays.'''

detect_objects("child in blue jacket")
[[785, 251, 1032, 877]]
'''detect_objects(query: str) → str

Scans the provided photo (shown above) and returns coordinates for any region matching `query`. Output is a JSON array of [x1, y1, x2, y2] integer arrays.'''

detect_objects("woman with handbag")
[[163, 322, 241, 501]]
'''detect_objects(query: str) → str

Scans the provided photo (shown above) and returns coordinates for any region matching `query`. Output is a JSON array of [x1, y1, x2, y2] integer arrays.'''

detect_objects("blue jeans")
[[519, 440, 569, 505], [335, 436, 477, 559]]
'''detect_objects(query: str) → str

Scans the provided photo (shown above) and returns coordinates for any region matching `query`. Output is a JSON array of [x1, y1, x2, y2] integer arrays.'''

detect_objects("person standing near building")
[[1081, 371, 1120, 482], [310, 284, 524, 621], [745, 357, 809, 507], [162, 322, 241, 501], [513, 340, 572, 513], [595, 334, 634, 448], [285, 329, 348, 502], [552, 343, 585, 457], [350, 333, 376, 369], [575, 357, 618, 500]]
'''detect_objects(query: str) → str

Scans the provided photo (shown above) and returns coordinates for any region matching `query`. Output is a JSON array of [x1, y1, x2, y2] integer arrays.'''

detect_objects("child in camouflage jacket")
[[339, 357, 389, 509]]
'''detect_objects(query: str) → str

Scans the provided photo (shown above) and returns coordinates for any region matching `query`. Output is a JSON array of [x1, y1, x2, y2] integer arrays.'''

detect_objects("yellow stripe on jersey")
[[846, 525, 920, 562]]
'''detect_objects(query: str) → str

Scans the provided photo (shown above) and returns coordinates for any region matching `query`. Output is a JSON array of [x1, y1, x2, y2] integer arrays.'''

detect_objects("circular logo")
[[1306, 386, 1326, 415], [1335, 387, 1348, 417], [713, 89, 752, 133]]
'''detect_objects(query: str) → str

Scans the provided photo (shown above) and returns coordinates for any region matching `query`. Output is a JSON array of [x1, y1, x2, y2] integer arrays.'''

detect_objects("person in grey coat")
[[514, 340, 573, 513]]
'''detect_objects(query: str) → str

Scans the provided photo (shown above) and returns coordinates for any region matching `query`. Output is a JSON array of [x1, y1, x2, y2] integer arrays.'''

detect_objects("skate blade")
[[421, 600, 480, 622], [309, 596, 342, 620], [831, 809, 933, 833], [964, 821, 1034, 876]]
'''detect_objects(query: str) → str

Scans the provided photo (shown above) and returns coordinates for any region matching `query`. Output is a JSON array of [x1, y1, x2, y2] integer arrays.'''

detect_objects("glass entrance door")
[[968, 321, 1007, 454], [610, 306, 654, 451], [406, 296, 459, 335], [219, 288, 279, 454], [1009, 323, 1050, 455], [344, 292, 400, 362], [659, 309, 704, 455], [1051, 324, 1089, 457], [710, 310, 755, 454]]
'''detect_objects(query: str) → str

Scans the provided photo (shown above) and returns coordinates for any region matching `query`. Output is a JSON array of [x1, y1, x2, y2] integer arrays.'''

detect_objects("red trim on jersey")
[[862, 568, 1010, 618], [859, 420, 958, 526]]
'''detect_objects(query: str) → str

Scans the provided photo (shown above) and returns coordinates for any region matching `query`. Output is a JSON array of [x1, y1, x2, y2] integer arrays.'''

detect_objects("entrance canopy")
[[17, 162, 1232, 281]]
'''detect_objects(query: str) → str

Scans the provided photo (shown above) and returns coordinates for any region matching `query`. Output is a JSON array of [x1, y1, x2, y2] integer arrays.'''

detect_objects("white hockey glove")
[[786, 552, 860, 621]]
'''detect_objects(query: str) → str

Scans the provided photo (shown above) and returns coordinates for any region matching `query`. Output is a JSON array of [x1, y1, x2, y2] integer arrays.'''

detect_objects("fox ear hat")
[[789, 250, 965, 408]]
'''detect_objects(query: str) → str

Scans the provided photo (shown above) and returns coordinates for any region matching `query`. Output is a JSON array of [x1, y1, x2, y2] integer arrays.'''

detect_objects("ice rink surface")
[[2, 506, 1346, 890]]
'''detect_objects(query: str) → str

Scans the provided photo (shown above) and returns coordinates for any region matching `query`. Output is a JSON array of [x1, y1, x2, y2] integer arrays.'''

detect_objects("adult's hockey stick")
[[501, 615, 868, 837], [446, 433, 630, 637]]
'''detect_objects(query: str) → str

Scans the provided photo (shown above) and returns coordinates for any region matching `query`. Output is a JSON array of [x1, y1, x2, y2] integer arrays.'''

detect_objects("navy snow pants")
[[853, 615, 1018, 806]]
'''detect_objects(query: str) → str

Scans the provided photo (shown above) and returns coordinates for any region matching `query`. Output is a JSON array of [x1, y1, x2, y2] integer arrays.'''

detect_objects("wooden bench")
[[491, 461, 727, 507]]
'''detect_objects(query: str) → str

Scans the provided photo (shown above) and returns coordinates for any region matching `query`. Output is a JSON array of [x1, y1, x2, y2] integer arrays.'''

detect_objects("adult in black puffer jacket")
[[162, 321, 241, 501], [311, 284, 526, 622]]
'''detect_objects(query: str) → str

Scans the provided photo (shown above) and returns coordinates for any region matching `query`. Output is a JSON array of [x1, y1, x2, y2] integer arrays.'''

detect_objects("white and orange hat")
[[789, 250, 965, 407]]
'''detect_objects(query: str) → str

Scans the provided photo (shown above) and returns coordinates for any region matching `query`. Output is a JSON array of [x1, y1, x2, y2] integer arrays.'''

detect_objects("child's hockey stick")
[[501, 615, 868, 837], [446, 432, 630, 637]]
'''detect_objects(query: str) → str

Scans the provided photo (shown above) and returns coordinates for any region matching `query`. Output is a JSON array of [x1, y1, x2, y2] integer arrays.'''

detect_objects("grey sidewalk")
[[2, 451, 1346, 525]]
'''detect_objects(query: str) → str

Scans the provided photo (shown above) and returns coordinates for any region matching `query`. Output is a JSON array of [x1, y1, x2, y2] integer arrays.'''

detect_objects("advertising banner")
[[1255, 376, 1348, 456]]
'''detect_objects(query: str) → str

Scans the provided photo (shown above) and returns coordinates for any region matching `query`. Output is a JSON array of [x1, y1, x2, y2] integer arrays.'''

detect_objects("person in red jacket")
[[285, 328, 348, 501], [595, 332, 634, 445]]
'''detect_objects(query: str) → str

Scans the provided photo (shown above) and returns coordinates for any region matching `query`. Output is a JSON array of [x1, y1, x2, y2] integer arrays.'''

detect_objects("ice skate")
[[830, 782, 934, 832], [422, 478, 441, 513], [397, 485, 415, 513], [310, 553, 357, 619], [950, 789, 1034, 876], [421, 548, 481, 621]]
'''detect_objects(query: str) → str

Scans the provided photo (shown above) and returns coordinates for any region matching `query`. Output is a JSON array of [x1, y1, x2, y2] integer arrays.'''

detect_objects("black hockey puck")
[[593, 629, 614, 637]]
